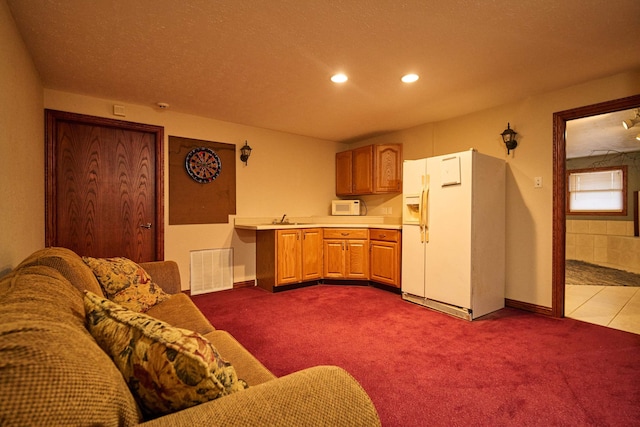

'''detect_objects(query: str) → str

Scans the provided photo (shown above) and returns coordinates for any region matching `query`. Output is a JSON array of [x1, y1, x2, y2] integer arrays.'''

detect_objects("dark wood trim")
[[634, 191, 639, 237], [233, 280, 256, 288], [45, 109, 165, 260], [552, 94, 640, 318], [505, 298, 553, 316]]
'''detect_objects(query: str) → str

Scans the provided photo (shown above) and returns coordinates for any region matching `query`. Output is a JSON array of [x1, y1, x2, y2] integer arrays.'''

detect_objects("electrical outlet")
[[534, 177, 543, 188], [113, 104, 126, 116]]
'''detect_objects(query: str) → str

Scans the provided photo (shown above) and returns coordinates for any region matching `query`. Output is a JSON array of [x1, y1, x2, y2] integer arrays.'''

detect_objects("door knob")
[[140, 223, 152, 229]]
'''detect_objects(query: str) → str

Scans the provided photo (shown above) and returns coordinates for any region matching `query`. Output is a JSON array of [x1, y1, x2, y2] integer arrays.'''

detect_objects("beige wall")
[[3, 0, 640, 307], [0, 0, 44, 275], [356, 70, 640, 307], [43, 89, 343, 288]]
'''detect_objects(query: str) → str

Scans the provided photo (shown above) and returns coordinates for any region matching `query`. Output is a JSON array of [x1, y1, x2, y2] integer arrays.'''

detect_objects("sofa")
[[0, 247, 381, 426]]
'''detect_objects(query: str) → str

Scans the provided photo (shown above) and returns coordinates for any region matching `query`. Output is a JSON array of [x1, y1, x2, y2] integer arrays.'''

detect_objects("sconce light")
[[240, 140, 252, 165], [622, 109, 640, 129], [500, 123, 518, 155]]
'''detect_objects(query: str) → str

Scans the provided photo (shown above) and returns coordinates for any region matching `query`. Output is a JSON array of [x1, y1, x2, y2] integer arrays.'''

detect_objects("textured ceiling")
[[7, 0, 640, 143], [567, 108, 640, 159]]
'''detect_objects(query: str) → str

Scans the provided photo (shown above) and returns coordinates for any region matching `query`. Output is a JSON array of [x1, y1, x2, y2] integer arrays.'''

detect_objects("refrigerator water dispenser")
[[403, 195, 421, 224]]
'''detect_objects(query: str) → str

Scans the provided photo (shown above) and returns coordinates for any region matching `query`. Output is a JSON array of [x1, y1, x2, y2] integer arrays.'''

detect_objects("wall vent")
[[190, 248, 233, 295]]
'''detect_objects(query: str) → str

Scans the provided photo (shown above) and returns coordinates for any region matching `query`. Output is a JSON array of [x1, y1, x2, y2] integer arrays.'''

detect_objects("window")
[[567, 166, 627, 215]]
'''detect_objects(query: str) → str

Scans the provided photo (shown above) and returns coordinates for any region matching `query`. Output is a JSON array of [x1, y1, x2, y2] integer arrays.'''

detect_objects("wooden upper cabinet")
[[335, 150, 353, 195], [352, 145, 373, 194], [336, 144, 402, 196], [373, 144, 402, 193]]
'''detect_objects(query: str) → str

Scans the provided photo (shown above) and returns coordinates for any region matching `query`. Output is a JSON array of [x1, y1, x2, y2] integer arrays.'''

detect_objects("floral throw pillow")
[[83, 256, 170, 312], [84, 291, 247, 417]]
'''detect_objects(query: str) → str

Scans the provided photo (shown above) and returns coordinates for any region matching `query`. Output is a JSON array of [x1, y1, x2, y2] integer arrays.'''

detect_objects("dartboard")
[[185, 147, 221, 183]]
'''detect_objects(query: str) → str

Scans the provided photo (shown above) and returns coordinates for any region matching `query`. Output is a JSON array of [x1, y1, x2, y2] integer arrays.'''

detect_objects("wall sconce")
[[622, 109, 640, 129], [500, 123, 518, 155], [240, 140, 252, 165]]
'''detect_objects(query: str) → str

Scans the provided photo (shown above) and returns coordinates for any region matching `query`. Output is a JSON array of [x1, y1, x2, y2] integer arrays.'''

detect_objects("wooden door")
[[276, 229, 301, 284], [335, 150, 353, 195], [45, 110, 164, 262], [323, 239, 345, 278], [301, 228, 323, 280], [373, 144, 403, 193], [370, 240, 398, 286], [352, 145, 373, 194], [345, 240, 369, 279]]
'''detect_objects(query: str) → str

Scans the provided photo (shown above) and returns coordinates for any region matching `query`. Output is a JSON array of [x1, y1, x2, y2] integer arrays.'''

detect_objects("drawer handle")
[[379, 234, 386, 238], [341, 232, 349, 236]]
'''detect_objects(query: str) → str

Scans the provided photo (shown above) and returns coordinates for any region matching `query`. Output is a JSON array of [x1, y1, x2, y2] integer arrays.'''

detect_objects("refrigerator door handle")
[[420, 176, 430, 243]]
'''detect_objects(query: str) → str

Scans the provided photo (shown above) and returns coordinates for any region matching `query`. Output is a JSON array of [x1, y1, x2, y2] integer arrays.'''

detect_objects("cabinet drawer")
[[369, 229, 399, 242], [323, 228, 368, 239]]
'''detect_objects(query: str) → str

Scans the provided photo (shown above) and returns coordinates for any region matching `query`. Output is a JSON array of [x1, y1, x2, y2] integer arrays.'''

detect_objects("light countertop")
[[234, 216, 402, 231]]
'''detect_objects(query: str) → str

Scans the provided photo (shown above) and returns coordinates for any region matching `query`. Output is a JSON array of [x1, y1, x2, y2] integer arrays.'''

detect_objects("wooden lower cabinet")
[[257, 227, 401, 291], [369, 229, 401, 288], [256, 228, 322, 291], [300, 228, 323, 280], [323, 229, 369, 280]]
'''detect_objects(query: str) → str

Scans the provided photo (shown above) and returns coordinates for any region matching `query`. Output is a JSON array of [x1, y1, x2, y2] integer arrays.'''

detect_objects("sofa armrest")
[[139, 260, 182, 294], [138, 365, 380, 427]]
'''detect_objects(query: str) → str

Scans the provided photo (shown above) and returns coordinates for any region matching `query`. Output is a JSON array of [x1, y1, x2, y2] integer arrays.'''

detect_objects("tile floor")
[[565, 285, 640, 335]]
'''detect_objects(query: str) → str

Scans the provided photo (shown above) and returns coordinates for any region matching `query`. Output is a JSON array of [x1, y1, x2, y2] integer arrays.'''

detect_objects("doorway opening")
[[552, 94, 640, 326]]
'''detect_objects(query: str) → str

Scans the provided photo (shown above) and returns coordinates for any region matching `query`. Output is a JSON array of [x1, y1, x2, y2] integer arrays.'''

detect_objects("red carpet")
[[192, 284, 640, 426]]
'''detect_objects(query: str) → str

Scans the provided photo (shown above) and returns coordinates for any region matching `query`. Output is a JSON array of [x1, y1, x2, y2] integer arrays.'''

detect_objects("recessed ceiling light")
[[331, 73, 348, 83], [401, 74, 419, 83]]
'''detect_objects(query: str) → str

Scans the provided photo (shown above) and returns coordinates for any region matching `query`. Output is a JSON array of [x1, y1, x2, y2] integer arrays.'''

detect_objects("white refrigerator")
[[401, 149, 505, 320]]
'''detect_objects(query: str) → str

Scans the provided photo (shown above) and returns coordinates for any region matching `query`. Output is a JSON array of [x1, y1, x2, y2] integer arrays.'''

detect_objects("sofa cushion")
[[146, 292, 216, 335], [83, 256, 170, 312], [204, 330, 276, 387], [139, 260, 182, 294], [0, 266, 142, 426], [16, 246, 104, 296], [84, 291, 247, 418]]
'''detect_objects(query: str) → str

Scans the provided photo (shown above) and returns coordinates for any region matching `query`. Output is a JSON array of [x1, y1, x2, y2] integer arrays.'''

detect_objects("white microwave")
[[332, 200, 361, 216]]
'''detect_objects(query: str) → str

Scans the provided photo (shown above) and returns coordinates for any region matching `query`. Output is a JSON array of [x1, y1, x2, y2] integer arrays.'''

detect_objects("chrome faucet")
[[272, 214, 289, 224]]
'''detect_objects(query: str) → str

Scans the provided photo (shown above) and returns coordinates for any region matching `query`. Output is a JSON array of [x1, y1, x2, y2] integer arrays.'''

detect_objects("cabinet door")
[[352, 145, 373, 194], [323, 239, 345, 278], [345, 240, 369, 279], [370, 240, 399, 286], [335, 150, 353, 196], [276, 229, 301, 284], [301, 228, 323, 280], [373, 144, 402, 193]]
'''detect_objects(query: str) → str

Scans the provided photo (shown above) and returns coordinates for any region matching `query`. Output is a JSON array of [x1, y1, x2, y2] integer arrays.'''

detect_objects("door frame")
[[45, 109, 165, 260], [552, 94, 640, 317]]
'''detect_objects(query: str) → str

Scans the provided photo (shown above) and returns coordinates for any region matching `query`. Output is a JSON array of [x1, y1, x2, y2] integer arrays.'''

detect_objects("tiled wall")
[[566, 219, 640, 273]]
